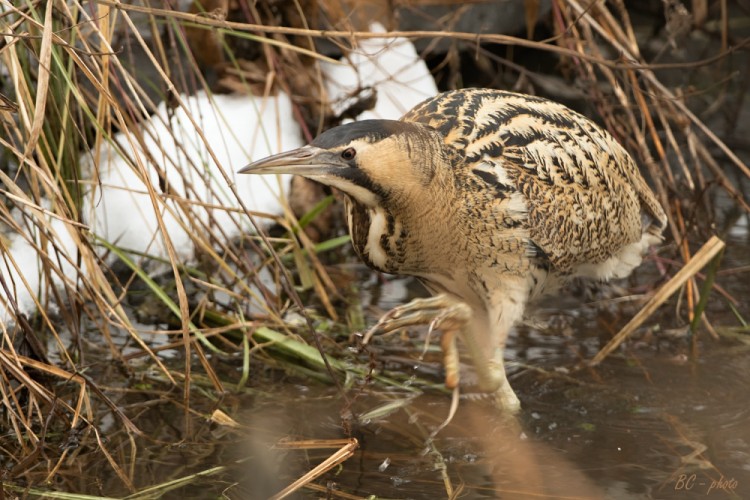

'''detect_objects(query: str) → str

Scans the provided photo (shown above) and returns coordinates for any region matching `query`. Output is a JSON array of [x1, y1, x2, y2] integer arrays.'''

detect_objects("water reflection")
[[232, 328, 748, 499]]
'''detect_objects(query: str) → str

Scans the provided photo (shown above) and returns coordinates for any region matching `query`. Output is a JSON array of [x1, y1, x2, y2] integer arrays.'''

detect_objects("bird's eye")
[[341, 147, 356, 161]]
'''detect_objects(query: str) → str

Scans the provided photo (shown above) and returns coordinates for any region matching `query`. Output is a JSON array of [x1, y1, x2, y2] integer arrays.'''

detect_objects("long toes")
[[389, 305, 443, 325], [365, 294, 470, 337]]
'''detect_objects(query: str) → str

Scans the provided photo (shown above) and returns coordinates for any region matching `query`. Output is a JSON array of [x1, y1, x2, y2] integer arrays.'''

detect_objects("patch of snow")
[[2, 91, 301, 325], [82, 90, 300, 260], [322, 22, 438, 121], [1, 209, 74, 323], [728, 215, 748, 240]]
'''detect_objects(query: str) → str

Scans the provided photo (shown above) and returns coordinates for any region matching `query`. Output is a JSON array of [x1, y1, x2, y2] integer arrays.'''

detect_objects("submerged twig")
[[270, 438, 359, 500], [590, 236, 726, 365]]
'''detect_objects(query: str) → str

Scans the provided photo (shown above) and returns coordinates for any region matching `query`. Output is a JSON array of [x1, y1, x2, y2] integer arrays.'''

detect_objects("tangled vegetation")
[[1, 0, 748, 497]]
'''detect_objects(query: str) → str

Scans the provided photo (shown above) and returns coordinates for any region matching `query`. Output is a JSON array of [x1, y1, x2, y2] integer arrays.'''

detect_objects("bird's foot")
[[362, 294, 471, 389], [362, 294, 471, 338], [461, 384, 521, 413], [469, 350, 521, 412], [491, 374, 521, 412], [362, 294, 522, 413]]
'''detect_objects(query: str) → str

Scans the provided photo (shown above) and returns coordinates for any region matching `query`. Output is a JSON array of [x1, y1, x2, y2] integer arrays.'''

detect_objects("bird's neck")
[[344, 174, 461, 277]]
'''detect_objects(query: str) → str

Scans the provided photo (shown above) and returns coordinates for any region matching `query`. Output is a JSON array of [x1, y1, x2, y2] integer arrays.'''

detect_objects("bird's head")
[[239, 120, 444, 208]]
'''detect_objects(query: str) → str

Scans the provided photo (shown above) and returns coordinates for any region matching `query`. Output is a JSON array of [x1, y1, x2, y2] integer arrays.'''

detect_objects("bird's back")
[[401, 88, 666, 280]]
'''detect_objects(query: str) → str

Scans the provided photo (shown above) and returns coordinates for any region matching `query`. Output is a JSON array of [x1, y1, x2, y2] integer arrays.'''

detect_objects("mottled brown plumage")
[[240, 88, 666, 411]]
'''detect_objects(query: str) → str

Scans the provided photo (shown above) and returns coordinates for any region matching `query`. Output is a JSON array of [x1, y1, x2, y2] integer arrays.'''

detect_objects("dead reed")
[[0, 0, 747, 496]]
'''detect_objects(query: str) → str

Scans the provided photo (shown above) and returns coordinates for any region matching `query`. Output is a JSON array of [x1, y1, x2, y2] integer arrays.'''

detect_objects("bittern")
[[240, 89, 666, 411]]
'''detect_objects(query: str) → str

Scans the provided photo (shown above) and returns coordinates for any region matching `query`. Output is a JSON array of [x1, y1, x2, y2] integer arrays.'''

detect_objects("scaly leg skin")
[[363, 294, 521, 412], [440, 327, 460, 389]]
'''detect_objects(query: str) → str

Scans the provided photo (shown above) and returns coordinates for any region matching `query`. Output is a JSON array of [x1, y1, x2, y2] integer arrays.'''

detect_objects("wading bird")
[[240, 89, 666, 411]]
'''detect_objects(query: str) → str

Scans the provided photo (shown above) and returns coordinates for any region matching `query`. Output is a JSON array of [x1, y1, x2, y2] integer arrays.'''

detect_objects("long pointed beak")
[[238, 145, 342, 176]]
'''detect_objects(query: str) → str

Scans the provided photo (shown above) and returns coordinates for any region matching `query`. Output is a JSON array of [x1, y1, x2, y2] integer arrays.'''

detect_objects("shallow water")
[[230, 356, 749, 498], [219, 230, 749, 499], [224, 324, 749, 498], [8, 228, 749, 500]]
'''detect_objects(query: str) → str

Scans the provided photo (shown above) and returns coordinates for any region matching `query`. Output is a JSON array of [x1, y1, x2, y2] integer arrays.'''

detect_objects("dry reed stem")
[[590, 236, 726, 366], [302, 482, 369, 500], [20, 0, 52, 165], [565, 0, 749, 179], [106, 5, 342, 388], [110, 13, 197, 433], [1, 0, 746, 492], [270, 438, 359, 500]]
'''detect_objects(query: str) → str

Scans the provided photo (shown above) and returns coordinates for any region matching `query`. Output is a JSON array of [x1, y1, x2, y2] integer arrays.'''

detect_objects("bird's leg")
[[453, 316, 520, 412], [363, 293, 523, 412], [469, 288, 529, 412], [362, 294, 471, 390], [488, 349, 521, 411]]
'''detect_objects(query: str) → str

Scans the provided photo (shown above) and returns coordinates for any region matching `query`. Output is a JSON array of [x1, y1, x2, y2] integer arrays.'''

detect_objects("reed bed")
[[0, 0, 747, 496]]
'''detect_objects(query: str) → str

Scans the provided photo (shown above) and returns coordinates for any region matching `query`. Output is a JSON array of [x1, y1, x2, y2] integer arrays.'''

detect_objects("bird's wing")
[[402, 88, 666, 273]]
